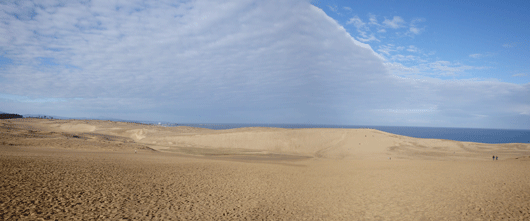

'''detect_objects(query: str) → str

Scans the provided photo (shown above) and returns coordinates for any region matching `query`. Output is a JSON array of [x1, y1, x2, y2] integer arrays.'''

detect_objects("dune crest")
[[59, 123, 96, 132], [2, 118, 529, 160]]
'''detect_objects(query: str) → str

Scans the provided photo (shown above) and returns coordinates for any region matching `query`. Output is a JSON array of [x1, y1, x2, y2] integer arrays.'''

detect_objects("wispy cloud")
[[512, 73, 528, 77], [327, 4, 338, 12], [343, 6, 351, 11], [346, 16, 365, 28], [368, 14, 379, 25], [357, 35, 379, 42], [390, 54, 420, 62], [379, 43, 488, 78], [407, 45, 419, 53], [377, 44, 401, 56], [383, 16, 405, 29], [406, 18, 425, 35], [409, 27, 420, 34], [368, 14, 387, 33], [384, 62, 419, 74], [344, 14, 424, 46], [469, 52, 493, 59], [347, 15, 379, 42], [427, 61, 488, 76]]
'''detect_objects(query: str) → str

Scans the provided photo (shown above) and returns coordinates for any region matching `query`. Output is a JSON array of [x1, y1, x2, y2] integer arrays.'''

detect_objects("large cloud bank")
[[0, 0, 529, 129]]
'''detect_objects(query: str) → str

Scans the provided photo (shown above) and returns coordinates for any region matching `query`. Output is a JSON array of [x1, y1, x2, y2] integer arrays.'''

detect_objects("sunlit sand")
[[1, 118, 529, 220]]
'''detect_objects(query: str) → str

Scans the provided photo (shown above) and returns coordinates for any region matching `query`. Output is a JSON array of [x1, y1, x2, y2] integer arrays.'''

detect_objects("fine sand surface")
[[1, 118, 530, 220]]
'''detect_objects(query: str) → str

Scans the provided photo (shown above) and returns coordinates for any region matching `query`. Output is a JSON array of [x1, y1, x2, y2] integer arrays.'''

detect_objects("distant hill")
[[2, 112, 145, 124], [22, 114, 137, 123], [23, 114, 66, 119], [0, 113, 23, 119]]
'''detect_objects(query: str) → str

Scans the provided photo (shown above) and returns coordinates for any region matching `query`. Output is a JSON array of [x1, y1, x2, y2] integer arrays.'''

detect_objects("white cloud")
[[469, 52, 493, 59], [427, 61, 488, 76], [518, 105, 530, 115], [378, 44, 487, 79], [0, 0, 528, 129], [366, 14, 387, 33], [377, 44, 397, 56], [377, 44, 408, 57], [368, 14, 379, 25], [503, 43, 516, 48], [407, 45, 419, 53], [383, 16, 405, 29], [384, 56, 488, 78], [343, 6, 351, 11], [0, 0, 386, 121], [347, 15, 378, 42], [384, 62, 419, 74], [406, 18, 425, 35], [346, 16, 365, 28], [391, 54, 419, 62], [512, 73, 528, 77], [409, 27, 420, 34], [357, 34, 379, 42]]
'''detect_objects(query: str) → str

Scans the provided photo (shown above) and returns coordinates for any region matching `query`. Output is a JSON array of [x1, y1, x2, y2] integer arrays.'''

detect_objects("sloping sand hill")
[[1, 118, 530, 220], [3, 118, 528, 160]]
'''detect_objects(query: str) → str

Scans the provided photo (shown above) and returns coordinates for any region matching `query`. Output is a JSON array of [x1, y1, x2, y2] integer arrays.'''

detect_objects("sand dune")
[[57, 123, 96, 132], [1, 118, 530, 220], [3, 118, 528, 160]]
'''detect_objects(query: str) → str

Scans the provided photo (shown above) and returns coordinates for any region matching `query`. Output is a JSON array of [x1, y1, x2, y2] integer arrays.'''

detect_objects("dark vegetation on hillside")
[[0, 113, 23, 119]]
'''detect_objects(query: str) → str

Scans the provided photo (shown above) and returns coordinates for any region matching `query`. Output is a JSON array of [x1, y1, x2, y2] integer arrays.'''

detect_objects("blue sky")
[[316, 0, 530, 83], [0, 0, 529, 129]]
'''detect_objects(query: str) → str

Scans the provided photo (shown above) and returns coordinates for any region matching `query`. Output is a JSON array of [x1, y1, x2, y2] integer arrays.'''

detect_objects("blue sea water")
[[161, 123, 530, 144]]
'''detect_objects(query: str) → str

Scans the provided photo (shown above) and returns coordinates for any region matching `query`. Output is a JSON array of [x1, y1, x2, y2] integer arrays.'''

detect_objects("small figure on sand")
[[496, 156, 498, 160], [493, 155, 495, 160], [135, 150, 137, 154]]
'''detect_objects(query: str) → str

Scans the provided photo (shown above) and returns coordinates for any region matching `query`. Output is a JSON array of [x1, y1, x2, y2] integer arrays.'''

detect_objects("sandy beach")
[[1, 118, 530, 220]]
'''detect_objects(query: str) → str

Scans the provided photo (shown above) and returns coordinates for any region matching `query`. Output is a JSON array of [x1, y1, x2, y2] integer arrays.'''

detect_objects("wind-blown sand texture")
[[1, 118, 530, 220]]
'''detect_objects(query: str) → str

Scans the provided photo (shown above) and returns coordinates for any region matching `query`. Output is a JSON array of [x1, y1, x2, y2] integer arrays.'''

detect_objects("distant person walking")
[[493, 155, 495, 160], [496, 156, 498, 160]]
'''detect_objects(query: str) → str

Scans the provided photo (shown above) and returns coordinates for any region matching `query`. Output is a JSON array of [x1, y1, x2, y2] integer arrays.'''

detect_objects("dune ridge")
[[3, 118, 528, 161]]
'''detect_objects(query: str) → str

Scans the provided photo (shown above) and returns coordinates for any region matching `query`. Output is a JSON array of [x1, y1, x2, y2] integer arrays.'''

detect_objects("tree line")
[[0, 113, 23, 119]]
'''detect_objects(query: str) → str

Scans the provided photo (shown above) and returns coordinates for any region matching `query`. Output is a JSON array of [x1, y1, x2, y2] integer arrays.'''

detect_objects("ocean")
[[160, 123, 530, 144]]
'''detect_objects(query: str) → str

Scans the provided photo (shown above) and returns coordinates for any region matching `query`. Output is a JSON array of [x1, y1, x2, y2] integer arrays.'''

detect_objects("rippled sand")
[[1, 119, 530, 220]]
